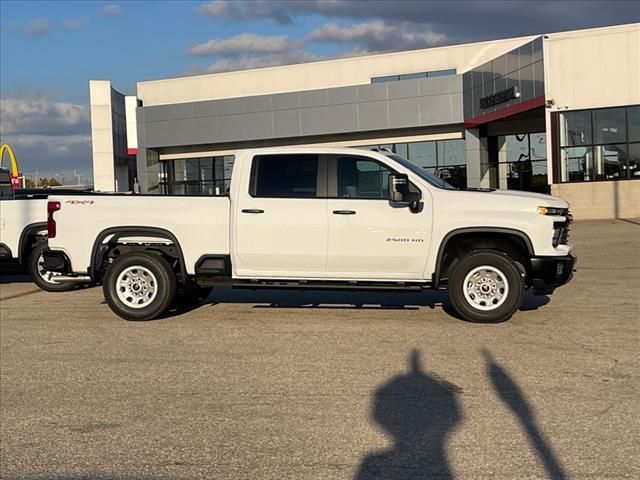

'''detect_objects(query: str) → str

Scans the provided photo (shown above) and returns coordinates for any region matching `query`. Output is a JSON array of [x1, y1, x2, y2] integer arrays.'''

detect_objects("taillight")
[[47, 201, 61, 238]]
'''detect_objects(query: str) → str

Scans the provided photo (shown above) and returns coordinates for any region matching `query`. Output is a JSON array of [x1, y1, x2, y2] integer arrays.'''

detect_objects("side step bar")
[[52, 275, 92, 283], [232, 280, 428, 292]]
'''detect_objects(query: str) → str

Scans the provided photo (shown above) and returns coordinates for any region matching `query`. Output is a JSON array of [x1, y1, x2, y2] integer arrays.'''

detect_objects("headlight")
[[537, 206, 567, 216]]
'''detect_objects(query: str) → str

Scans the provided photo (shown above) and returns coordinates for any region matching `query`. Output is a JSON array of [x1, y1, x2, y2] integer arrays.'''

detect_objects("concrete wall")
[[544, 23, 640, 111], [89, 81, 135, 192], [552, 181, 640, 219], [137, 36, 537, 106], [137, 76, 463, 150], [89, 81, 116, 191]]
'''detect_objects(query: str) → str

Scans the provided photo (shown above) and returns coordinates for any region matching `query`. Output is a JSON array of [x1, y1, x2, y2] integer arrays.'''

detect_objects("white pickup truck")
[[0, 169, 77, 291], [44, 147, 575, 323]]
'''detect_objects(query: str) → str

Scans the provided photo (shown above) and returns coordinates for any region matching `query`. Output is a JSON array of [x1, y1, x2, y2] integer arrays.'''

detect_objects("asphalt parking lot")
[[1, 219, 638, 480]]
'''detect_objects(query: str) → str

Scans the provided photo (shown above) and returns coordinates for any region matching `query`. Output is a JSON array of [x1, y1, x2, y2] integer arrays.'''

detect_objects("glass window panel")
[[173, 159, 187, 182], [437, 139, 466, 166], [186, 182, 200, 195], [628, 143, 640, 177], [173, 183, 186, 195], [593, 108, 626, 144], [223, 155, 235, 180], [337, 157, 391, 199], [254, 154, 318, 198], [186, 159, 199, 181], [529, 160, 549, 194], [561, 147, 594, 182], [408, 141, 437, 168], [628, 106, 640, 142], [594, 144, 628, 180], [560, 111, 592, 146], [529, 133, 547, 160], [200, 182, 216, 196], [436, 165, 467, 190], [398, 72, 427, 80], [501, 134, 530, 163], [427, 69, 456, 77], [201, 157, 214, 181], [393, 143, 408, 158], [371, 75, 399, 83]]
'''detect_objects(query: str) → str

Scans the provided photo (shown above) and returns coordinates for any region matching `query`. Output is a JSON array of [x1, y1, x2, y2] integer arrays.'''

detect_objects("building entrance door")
[[490, 133, 549, 193]]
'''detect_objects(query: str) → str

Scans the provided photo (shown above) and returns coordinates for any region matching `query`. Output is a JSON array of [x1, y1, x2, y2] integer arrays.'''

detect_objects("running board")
[[232, 280, 428, 292]]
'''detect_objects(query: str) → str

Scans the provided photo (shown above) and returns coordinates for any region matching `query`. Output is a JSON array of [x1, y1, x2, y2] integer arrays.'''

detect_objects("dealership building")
[[90, 23, 639, 219]]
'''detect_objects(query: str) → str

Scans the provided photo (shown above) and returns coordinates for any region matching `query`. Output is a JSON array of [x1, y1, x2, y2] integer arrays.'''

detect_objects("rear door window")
[[251, 154, 320, 198]]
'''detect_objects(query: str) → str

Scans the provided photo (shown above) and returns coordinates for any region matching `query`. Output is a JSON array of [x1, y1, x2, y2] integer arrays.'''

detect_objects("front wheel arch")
[[433, 228, 533, 288]]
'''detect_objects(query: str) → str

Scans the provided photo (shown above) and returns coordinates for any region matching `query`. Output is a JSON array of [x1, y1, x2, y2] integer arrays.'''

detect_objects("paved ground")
[[0, 219, 638, 480]]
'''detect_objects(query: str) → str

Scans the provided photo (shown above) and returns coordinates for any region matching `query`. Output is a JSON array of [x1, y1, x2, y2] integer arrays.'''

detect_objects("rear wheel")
[[448, 250, 524, 323], [103, 252, 176, 321], [29, 242, 75, 292]]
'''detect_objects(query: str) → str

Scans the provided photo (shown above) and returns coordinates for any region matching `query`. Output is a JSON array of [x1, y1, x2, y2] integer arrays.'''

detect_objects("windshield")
[[386, 154, 457, 190]]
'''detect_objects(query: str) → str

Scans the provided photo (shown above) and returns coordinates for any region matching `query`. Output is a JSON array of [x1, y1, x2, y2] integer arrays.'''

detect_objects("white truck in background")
[[0, 169, 74, 291], [0, 167, 102, 291], [44, 147, 575, 323]]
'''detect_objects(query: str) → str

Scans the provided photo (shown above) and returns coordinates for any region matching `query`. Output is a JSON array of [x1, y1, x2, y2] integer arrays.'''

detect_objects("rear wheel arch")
[[18, 222, 47, 264], [90, 226, 188, 282], [433, 228, 534, 288]]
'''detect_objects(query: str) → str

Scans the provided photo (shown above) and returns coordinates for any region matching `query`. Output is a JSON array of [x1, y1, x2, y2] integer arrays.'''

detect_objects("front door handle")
[[242, 209, 264, 214], [332, 210, 356, 215]]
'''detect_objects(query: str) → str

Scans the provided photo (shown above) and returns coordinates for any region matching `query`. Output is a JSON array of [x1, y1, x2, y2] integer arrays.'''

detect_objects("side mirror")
[[388, 174, 422, 209]]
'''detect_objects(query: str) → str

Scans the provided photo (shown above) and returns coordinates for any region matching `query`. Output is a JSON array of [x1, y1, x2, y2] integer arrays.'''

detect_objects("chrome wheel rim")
[[37, 254, 62, 285], [115, 266, 158, 309], [463, 265, 509, 311]]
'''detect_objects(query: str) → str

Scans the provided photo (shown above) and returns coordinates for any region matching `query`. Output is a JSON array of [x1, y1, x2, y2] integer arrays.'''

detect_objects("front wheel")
[[29, 242, 76, 292], [448, 250, 524, 323], [103, 252, 177, 321]]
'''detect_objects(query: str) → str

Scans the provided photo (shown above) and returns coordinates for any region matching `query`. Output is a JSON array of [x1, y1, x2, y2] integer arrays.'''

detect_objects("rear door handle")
[[242, 209, 264, 214], [332, 210, 356, 215]]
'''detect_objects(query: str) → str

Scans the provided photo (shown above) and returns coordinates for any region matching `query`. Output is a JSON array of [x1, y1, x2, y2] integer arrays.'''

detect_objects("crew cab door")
[[326, 154, 430, 280], [233, 153, 328, 278]]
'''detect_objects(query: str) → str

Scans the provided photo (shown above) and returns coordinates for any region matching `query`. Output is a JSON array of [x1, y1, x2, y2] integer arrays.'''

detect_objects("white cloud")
[[189, 33, 294, 57], [196, 0, 293, 24], [100, 4, 123, 16], [189, 51, 322, 74], [63, 16, 90, 31], [4, 135, 92, 180], [307, 20, 447, 52], [25, 18, 50, 36], [0, 95, 90, 137]]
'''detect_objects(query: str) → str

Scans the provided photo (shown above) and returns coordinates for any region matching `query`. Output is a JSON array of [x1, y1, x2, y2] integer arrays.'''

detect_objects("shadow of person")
[[482, 349, 568, 480], [355, 349, 462, 480]]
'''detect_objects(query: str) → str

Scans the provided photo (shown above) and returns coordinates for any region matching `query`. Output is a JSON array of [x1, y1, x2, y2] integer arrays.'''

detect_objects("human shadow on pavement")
[[482, 349, 568, 480], [354, 349, 462, 480]]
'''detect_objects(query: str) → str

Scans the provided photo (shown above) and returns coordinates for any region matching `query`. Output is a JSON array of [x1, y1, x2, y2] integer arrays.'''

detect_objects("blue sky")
[[1, 0, 638, 181]]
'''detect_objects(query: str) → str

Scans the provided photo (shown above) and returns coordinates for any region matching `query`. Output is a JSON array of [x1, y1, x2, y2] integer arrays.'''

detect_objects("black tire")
[[28, 242, 76, 292], [448, 250, 524, 323], [103, 252, 177, 321]]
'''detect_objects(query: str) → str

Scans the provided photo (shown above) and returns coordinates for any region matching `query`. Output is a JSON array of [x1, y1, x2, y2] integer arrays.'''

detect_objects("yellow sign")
[[0, 143, 21, 188], [0, 143, 20, 177]]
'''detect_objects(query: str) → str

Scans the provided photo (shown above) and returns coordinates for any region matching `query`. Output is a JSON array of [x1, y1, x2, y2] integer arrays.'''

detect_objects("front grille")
[[553, 210, 572, 247]]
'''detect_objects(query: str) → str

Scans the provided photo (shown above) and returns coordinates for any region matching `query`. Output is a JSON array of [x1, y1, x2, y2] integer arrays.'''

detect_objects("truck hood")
[[487, 189, 567, 206]]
